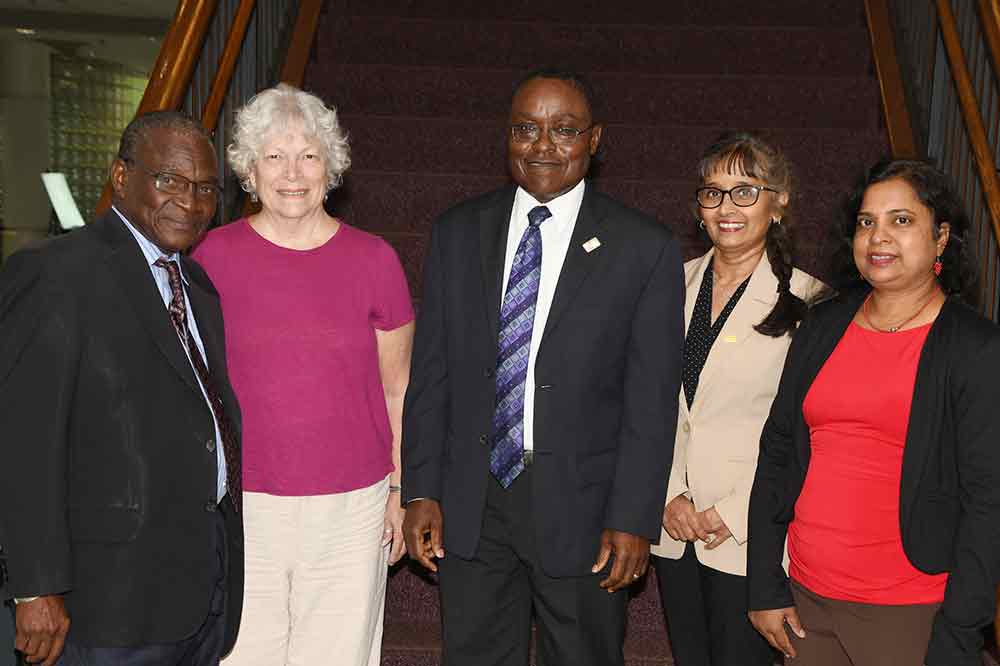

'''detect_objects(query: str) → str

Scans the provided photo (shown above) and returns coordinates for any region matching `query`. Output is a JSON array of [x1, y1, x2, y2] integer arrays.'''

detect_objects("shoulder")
[[790, 268, 827, 301], [938, 299, 1000, 348], [191, 219, 248, 263], [588, 188, 669, 240], [433, 187, 512, 230], [336, 223, 402, 264]]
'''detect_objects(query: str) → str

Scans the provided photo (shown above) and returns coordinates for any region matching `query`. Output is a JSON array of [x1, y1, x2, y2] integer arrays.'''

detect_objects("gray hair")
[[227, 83, 350, 194]]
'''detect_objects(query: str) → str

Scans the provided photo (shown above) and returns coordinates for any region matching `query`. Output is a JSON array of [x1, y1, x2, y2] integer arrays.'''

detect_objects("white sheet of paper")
[[40, 172, 86, 229]]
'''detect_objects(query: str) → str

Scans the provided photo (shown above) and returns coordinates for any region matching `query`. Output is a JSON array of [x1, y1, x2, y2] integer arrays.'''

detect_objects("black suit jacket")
[[747, 287, 1000, 666], [0, 212, 243, 651], [402, 184, 685, 577]]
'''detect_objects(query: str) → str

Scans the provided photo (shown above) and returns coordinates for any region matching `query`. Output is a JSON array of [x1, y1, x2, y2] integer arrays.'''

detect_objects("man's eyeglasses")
[[510, 123, 595, 145], [125, 158, 223, 201], [695, 185, 778, 209]]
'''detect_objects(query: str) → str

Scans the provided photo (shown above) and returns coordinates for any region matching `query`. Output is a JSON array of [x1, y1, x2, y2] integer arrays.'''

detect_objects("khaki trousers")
[[223, 479, 390, 666], [788, 579, 940, 666]]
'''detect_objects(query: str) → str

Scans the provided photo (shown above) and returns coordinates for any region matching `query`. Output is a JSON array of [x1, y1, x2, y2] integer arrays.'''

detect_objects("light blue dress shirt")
[[113, 206, 227, 502]]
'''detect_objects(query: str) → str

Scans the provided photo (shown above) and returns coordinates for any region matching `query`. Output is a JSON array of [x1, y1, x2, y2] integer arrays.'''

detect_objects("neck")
[[713, 245, 765, 284], [251, 207, 337, 250], [868, 276, 942, 317]]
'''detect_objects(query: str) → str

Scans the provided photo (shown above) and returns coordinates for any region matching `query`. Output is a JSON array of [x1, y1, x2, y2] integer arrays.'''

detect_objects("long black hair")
[[697, 131, 806, 337]]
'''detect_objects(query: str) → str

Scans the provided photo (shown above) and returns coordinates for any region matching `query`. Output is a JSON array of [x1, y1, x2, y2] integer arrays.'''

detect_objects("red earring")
[[933, 256, 943, 276]]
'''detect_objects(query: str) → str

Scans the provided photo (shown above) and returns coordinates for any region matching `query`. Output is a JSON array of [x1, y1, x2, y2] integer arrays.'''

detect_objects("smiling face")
[[111, 127, 218, 254], [507, 77, 602, 203], [699, 167, 786, 257], [251, 122, 328, 222], [853, 177, 949, 291]]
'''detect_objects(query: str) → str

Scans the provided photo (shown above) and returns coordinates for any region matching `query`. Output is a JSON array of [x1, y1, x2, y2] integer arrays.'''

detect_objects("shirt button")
[[206, 438, 216, 452], [204, 501, 217, 512], [479, 434, 490, 445], [682, 423, 691, 433]]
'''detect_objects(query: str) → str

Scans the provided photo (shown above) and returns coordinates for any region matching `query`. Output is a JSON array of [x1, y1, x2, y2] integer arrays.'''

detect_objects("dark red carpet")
[[303, 1, 890, 662]]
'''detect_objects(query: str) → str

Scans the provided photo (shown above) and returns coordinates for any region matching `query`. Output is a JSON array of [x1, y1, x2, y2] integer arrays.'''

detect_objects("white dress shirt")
[[500, 180, 585, 451]]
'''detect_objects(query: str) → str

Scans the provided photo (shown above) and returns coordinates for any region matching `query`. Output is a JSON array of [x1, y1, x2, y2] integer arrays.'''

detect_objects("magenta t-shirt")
[[192, 219, 414, 495]]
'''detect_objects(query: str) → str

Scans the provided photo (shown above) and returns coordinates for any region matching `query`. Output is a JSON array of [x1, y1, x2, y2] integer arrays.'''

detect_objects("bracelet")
[[14, 596, 39, 604], [388, 485, 401, 493]]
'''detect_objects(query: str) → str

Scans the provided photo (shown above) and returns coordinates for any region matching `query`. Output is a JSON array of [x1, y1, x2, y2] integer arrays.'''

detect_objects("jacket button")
[[204, 501, 217, 512], [206, 438, 216, 452], [682, 423, 691, 433], [484, 368, 495, 378], [479, 434, 490, 445]]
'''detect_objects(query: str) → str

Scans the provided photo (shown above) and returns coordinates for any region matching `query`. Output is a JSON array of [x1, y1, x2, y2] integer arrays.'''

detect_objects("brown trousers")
[[788, 580, 940, 666]]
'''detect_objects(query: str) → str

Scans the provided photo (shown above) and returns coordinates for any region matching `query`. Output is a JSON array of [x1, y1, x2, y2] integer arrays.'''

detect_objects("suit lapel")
[[689, 253, 778, 416], [99, 214, 201, 396], [538, 186, 604, 349], [480, 188, 516, 340]]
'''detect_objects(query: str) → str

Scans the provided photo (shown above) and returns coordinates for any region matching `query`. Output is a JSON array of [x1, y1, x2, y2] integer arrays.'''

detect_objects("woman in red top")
[[747, 160, 1000, 666]]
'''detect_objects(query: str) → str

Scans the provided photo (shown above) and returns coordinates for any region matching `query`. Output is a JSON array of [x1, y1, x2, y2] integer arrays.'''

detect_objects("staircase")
[[304, 1, 890, 663]]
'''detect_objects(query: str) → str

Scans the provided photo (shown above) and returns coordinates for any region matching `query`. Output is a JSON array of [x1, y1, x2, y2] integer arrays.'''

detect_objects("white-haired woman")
[[192, 83, 414, 666]]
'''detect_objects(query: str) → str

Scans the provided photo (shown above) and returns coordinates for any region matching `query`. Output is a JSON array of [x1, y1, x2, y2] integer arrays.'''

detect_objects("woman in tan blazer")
[[650, 132, 823, 666]]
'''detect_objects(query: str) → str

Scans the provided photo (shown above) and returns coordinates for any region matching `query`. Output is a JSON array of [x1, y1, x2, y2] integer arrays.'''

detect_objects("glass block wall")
[[49, 54, 147, 220]]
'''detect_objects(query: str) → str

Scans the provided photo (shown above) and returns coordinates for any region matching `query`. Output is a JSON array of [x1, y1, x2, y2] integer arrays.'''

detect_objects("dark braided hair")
[[696, 131, 807, 337]]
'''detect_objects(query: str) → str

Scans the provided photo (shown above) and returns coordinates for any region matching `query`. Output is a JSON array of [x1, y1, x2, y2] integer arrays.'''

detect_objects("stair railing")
[[871, 0, 1000, 322], [95, 0, 323, 226]]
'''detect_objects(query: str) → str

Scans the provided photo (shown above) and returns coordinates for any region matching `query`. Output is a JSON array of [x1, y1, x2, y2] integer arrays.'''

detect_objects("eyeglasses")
[[125, 158, 222, 200], [510, 123, 595, 145], [695, 185, 779, 209]]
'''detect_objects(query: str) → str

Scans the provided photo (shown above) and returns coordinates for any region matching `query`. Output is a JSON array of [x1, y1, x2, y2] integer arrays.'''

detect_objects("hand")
[[402, 498, 444, 572], [748, 606, 805, 659], [383, 490, 407, 565], [591, 529, 650, 592], [662, 494, 706, 542], [695, 506, 733, 550], [14, 596, 70, 666]]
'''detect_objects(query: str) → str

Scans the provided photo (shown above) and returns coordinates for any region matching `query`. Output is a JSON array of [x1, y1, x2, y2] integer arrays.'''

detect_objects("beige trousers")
[[223, 478, 390, 666]]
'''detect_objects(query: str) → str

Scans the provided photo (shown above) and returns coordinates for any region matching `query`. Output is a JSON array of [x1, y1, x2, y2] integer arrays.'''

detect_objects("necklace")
[[861, 290, 940, 333]]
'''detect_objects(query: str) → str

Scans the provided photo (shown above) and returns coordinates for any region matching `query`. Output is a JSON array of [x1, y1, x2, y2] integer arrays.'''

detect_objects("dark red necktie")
[[155, 258, 241, 513]]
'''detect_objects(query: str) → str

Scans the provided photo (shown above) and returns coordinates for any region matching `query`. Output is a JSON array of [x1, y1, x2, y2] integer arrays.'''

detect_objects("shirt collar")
[[112, 205, 188, 285], [513, 179, 586, 223]]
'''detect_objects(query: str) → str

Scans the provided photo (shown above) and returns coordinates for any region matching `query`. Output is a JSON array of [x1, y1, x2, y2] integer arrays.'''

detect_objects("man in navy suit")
[[402, 69, 685, 666]]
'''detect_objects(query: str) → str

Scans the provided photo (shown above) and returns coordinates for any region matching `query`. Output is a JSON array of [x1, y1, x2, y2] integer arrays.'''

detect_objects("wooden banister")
[[94, 0, 220, 216], [936, 0, 1000, 260], [279, 0, 324, 85], [201, 0, 256, 133], [865, 0, 919, 158]]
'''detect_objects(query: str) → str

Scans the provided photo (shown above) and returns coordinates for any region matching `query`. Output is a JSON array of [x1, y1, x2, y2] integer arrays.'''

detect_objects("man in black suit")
[[0, 111, 242, 665], [402, 69, 685, 665]]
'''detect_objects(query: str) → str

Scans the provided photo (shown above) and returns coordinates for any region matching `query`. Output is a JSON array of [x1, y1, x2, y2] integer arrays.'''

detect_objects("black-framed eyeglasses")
[[124, 158, 222, 200], [510, 123, 595, 145], [695, 185, 779, 209]]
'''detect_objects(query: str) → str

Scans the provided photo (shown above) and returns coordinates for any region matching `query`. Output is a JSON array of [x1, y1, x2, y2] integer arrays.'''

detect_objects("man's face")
[[507, 77, 602, 203], [111, 126, 218, 254]]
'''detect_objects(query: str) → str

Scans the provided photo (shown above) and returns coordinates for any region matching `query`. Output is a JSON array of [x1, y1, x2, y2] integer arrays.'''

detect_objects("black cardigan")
[[747, 288, 1000, 666]]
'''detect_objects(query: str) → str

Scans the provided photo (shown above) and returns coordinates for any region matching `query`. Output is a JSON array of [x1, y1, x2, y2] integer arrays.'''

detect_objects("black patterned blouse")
[[682, 258, 752, 408]]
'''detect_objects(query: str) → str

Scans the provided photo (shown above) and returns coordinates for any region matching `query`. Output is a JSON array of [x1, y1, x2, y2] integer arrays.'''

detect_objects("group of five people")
[[0, 68, 997, 666]]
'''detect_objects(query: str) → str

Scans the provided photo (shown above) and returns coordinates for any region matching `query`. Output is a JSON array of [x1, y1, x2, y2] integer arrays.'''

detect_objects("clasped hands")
[[402, 499, 650, 593], [662, 494, 732, 549]]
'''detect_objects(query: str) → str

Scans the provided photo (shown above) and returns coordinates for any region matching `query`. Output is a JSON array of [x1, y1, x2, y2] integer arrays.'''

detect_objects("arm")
[[593, 236, 684, 590], [377, 322, 414, 566], [925, 335, 1000, 665], [0, 251, 75, 664], [401, 223, 449, 570]]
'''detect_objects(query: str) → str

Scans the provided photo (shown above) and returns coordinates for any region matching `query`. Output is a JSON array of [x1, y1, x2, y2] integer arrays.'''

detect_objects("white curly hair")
[[228, 83, 350, 194]]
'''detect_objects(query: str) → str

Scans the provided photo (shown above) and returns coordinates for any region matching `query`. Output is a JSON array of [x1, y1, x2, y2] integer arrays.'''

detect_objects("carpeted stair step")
[[319, 16, 872, 77], [306, 64, 883, 129], [332, 0, 865, 27], [340, 116, 889, 186]]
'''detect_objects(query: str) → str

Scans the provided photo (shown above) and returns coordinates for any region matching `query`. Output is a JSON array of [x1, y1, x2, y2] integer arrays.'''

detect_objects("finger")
[[785, 608, 806, 639], [591, 542, 611, 574], [773, 626, 796, 659], [25, 636, 50, 664], [665, 524, 681, 540], [602, 549, 632, 591], [42, 630, 67, 666], [14, 628, 28, 653], [429, 521, 445, 559], [679, 520, 699, 542], [382, 525, 394, 547], [704, 533, 730, 550]]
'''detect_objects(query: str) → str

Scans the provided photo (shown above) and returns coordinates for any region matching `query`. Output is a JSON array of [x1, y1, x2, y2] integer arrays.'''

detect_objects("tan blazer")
[[650, 249, 823, 575]]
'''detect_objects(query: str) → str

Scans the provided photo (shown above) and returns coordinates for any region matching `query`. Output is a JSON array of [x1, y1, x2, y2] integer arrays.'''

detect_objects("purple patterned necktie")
[[490, 205, 551, 487], [155, 258, 242, 513]]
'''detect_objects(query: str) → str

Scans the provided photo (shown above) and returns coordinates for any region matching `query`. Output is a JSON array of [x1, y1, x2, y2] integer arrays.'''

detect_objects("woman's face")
[[853, 178, 949, 292], [698, 168, 786, 256], [251, 123, 328, 223]]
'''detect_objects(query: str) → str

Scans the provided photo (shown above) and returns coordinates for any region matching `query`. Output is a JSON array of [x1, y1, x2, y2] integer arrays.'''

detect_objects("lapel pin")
[[723, 335, 738, 343], [583, 237, 601, 253]]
